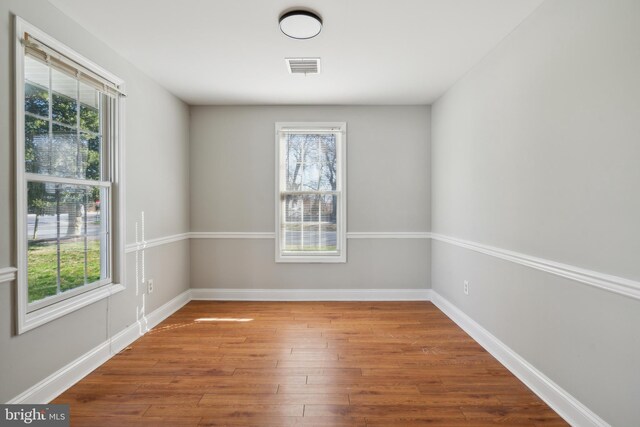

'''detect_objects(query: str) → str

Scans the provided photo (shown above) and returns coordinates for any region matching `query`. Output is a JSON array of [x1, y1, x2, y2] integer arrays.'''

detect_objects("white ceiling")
[[48, 0, 544, 105]]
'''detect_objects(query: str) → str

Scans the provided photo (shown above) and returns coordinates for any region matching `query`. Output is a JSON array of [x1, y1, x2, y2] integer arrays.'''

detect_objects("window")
[[275, 122, 347, 262], [15, 18, 125, 333]]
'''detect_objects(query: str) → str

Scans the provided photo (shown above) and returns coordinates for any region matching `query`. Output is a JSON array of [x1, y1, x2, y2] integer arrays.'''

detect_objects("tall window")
[[275, 122, 347, 262], [15, 18, 125, 333]]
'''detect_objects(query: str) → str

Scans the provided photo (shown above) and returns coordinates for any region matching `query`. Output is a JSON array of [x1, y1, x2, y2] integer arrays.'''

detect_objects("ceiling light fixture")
[[279, 10, 322, 40]]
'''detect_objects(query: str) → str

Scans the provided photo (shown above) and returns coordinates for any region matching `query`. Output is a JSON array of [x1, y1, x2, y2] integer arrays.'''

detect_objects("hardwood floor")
[[53, 301, 567, 426]]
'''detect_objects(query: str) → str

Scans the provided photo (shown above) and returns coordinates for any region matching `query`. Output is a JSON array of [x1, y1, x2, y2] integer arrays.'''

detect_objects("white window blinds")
[[22, 32, 126, 98]]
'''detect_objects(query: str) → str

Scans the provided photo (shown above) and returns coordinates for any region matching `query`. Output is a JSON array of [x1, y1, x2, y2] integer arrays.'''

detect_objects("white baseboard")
[[6, 343, 111, 404], [145, 289, 192, 330], [105, 319, 144, 361], [7, 321, 138, 404], [191, 288, 432, 301], [7, 290, 192, 404], [188, 232, 432, 240], [430, 291, 609, 427]]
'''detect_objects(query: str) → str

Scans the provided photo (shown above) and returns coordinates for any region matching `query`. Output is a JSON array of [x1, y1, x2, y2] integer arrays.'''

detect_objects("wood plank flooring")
[[53, 301, 567, 426]]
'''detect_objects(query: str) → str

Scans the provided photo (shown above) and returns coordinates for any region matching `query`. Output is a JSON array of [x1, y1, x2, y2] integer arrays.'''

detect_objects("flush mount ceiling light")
[[279, 10, 322, 39]]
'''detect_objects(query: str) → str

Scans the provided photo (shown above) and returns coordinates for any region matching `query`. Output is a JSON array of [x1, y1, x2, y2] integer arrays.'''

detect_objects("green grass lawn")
[[28, 239, 101, 303]]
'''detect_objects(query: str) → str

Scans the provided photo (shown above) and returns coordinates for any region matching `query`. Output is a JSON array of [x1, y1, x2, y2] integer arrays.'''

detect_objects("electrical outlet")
[[147, 279, 154, 294], [463, 280, 469, 295]]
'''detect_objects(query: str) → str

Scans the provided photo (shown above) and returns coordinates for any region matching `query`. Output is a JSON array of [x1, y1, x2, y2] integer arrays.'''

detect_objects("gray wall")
[[431, 0, 640, 425], [190, 106, 430, 289], [0, 0, 190, 402]]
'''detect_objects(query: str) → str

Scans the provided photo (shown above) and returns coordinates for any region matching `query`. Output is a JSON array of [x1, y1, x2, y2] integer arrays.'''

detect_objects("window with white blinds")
[[275, 122, 347, 263], [15, 17, 125, 333]]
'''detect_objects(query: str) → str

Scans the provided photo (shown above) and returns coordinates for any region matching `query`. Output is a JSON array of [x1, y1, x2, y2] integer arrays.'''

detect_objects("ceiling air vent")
[[285, 57, 321, 75]]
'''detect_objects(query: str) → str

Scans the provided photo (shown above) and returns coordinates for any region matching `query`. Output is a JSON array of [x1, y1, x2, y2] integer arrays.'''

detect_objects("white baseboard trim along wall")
[[7, 289, 192, 405], [190, 288, 432, 301], [430, 291, 609, 427], [7, 317, 140, 404], [144, 289, 192, 329], [188, 231, 431, 239]]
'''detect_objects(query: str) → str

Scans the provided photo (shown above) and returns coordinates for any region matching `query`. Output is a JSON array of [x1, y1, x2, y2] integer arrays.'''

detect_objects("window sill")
[[18, 283, 125, 334], [276, 254, 347, 263]]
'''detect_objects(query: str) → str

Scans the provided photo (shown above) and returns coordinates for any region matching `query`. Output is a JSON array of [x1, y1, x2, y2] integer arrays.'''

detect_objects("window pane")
[[320, 194, 338, 251], [282, 223, 302, 251], [52, 93, 77, 127], [302, 162, 319, 191], [285, 133, 336, 192], [302, 224, 321, 251], [301, 134, 321, 163], [25, 66, 103, 181], [84, 133, 102, 181], [86, 186, 106, 286], [29, 125, 95, 179], [319, 136, 337, 190], [52, 69, 78, 127], [302, 194, 320, 222], [27, 242, 59, 302], [80, 104, 100, 133], [27, 182, 107, 303], [284, 194, 302, 222], [79, 82, 100, 109], [51, 68, 77, 99], [322, 194, 338, 226], [286, 137, 303, 191], [281, 194, 337, 253], [25, 82, 49, 117], [25, 56, 49, 88], [79, 83, 101, 133], [85, 230, 103, 287], [27, 181, 58, 303], [25, 115, 49, 173], [281, 223, 337, 253], [302, 162, 334, 191], [59, 238, 85, 292]]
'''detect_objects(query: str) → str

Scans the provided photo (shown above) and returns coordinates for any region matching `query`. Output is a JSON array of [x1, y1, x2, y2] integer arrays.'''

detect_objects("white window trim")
[[275, 122, 347, 263], [14, 17, 126, 334]]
